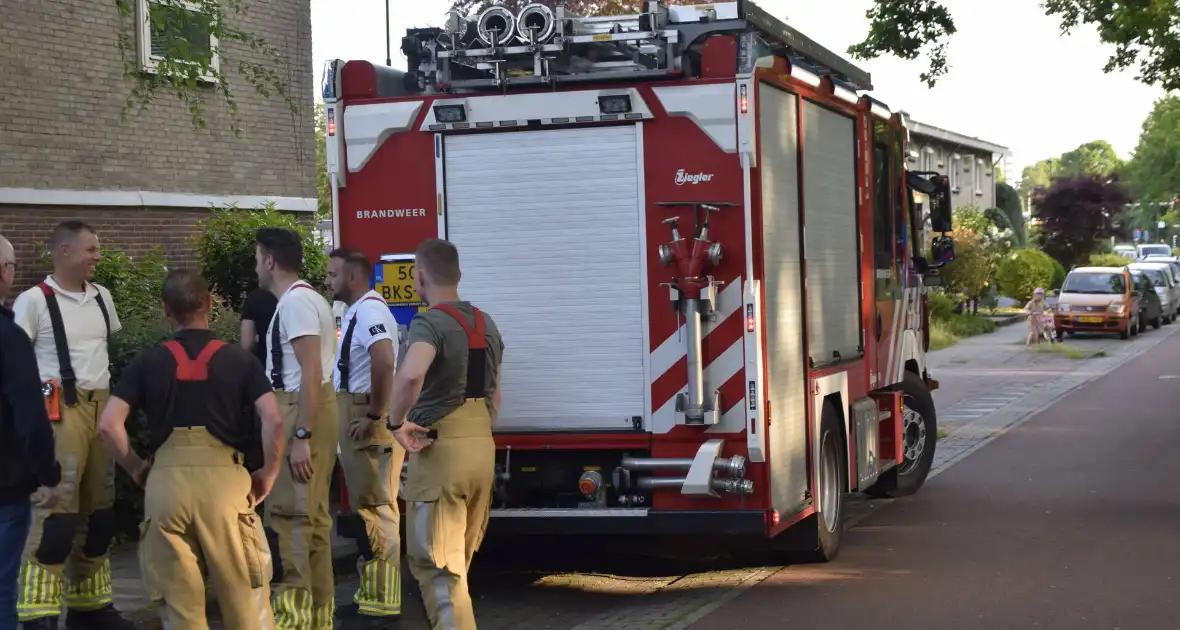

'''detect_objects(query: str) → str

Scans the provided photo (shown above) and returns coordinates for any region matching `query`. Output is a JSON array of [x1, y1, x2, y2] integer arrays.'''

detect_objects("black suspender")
[[336, 296, 386, 394], [38, 282, 113, 406]]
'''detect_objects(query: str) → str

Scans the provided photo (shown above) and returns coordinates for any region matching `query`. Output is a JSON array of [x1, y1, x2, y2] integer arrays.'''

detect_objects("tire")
[[1055, 329, 1064, 341], [1153, 314, 1162, 330], [1120, 324, 1131, 340], [864, 371, 938, 500], [800, 402, 847, 563]]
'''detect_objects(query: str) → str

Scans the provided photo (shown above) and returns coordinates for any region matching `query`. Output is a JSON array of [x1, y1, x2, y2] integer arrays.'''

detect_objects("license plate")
[[1078, 316, 1103, 324], [373, 261, 425, 307]]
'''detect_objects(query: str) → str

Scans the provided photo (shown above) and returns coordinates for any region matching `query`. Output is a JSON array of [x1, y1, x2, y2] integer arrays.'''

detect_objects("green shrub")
[[929, 322, 958, 351], [943, 314, 997, 338], [1086, 253, 1131, 268], [193, 202, 330, 312], [996, 249, 1057, 303], [1050, 259, 1067, 290], [927, 289, 957, 322]]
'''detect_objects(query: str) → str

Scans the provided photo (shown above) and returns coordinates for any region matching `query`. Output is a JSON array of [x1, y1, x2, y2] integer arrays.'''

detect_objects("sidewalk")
[[109, 528, 359, 626]]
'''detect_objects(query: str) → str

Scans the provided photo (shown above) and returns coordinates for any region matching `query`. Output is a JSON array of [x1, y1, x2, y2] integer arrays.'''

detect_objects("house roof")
[[901, 114, 1009, 156]]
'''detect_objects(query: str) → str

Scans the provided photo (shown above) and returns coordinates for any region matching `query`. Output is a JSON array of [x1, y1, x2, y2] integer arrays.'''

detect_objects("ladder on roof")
[[401, 0, 873, 93]]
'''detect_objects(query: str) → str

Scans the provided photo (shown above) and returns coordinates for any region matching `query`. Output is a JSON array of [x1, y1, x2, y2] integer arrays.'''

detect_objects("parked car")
[[1137, 243, 1173, 260], [1141, 255, 1180, 286], [1130, 269, 1164, 331], [1129, 261, 1179, 324], [1055, 266, 1141, 340]]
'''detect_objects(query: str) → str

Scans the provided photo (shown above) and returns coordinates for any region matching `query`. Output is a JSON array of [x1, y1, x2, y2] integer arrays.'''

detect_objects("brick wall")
[[0, 0, 315, 199], [0, 206, 315, 295]]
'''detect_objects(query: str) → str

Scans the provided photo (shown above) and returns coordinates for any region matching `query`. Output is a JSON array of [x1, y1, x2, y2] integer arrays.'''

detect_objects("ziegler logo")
[[674, 169, 714, 186]]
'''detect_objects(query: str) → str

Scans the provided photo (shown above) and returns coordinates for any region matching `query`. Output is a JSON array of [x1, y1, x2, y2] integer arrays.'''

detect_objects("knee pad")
[[82, 508, 117, 558], [264, 526, 285, 583], [35, 513, 79, 565]]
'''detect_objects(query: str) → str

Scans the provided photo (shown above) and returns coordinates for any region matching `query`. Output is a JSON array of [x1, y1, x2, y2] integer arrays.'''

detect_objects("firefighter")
[[325, 248, 405, 628], [11, 221, 134, 630], [96, 269, 285, 629], [387, 238, 504, 630], [254, 228, 341, 630]]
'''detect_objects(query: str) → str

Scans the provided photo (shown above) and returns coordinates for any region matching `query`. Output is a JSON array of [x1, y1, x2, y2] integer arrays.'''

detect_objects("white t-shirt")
[[333, 290, 399, 394], [13, 276, 123, 391], [264, 281, 336, 393]]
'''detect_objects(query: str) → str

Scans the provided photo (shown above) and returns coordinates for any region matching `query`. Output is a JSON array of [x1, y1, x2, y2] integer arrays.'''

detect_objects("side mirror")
[[908, 171, 953, 233], [931, 235, 955, 265]]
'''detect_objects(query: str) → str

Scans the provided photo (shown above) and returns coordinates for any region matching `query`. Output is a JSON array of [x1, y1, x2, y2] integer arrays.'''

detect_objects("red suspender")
[[164, 340, 228, 381], [431, 304, 487, 350]]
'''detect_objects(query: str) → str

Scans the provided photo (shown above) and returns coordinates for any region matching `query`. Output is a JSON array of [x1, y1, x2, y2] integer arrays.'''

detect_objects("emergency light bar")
[[399, 0, 873, 94]]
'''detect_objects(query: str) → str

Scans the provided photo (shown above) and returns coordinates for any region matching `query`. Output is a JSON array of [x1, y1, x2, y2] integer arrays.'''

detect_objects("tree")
[[314, 103, 330, 220], [1126, 95, 1180, 205], [940, 227, 992, 305], [1019, 158, 1061, 203], [850, 1, 1180, 92], [1032, 174, 1131, 270], [114, 0, 296, 134], [1058, 140, 1124, 178], [995, 249, 1058, 303], [995, 181, 1026, 247]]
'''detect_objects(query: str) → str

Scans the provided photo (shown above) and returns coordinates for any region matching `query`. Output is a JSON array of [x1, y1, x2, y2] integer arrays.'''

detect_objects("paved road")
[[686, 320, 1180, 629], [121, 321, 1179, 629]]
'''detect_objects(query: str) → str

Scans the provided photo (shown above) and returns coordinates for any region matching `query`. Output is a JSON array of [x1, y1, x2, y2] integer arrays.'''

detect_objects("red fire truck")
[[324, 0, 956, 561]]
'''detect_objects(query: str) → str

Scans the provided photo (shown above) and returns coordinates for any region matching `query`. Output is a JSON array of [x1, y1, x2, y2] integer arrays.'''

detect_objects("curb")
[[989, 314, 1023, 328]]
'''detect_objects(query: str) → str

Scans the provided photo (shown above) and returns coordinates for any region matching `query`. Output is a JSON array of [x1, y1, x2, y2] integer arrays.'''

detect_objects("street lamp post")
[[385, 0, 392, 66]]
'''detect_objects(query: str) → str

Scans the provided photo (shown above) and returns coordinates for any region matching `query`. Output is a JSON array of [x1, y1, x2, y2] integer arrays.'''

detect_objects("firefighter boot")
[[340, 612, 402, 629], [20, 616, 58, 630], [64, 603, 136, 630]]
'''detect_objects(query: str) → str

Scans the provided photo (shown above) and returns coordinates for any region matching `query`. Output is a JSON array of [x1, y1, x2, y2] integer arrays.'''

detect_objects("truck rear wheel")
[[797, 402, 846, 563], [865, 370, 938, 499]]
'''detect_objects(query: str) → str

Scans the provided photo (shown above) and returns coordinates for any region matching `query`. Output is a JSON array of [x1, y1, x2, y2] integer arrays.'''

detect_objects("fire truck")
[[323, 0, 957, 561]]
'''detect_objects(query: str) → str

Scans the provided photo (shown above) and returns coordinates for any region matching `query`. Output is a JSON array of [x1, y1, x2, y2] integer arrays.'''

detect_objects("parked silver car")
[[1129, 261, 1180, 323]]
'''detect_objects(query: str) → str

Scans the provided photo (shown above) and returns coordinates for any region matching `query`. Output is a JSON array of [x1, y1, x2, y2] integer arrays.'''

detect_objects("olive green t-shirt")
[[403, 301, 505, 427]]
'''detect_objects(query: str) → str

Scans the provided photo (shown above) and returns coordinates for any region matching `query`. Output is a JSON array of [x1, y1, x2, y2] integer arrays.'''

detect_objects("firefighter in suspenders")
[[97, 270, 285, 629], [387, 239, 505, 630], [11, 221, 134, 630], [254, 228, 341, 630], [325, 248, 406, 628]]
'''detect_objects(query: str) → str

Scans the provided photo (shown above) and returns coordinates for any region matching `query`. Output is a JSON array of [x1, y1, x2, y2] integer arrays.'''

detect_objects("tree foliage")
[[851, 1, 1180, 92], [1032, 174, 1131, 270], [192, 203, 330, 312], [1126, 95, 1180, 206], [995, 181, 1026, 247], [315, 103, 330, 220], [113, 0, 297, 134], [1058, 140, 1124, 178], [1019, 158, 1061, 203], [939, 227, 991, 300]]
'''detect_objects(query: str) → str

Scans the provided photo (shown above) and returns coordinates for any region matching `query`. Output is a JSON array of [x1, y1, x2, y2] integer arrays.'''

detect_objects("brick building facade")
[[0, 0, 316, 290]]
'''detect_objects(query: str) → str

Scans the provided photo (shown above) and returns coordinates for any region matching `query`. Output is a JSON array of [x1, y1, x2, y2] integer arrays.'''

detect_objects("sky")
[[309, 0, 1168, 184]]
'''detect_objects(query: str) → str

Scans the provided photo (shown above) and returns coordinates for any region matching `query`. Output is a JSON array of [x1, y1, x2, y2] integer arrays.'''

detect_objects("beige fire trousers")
[[266, 384, 339, 630], [403, 399, 496, 630]]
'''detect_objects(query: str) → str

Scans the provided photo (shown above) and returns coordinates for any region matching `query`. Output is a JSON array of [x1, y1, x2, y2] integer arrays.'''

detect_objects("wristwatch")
[[366, 412, 383, 422], [294, 427, 312, 440]]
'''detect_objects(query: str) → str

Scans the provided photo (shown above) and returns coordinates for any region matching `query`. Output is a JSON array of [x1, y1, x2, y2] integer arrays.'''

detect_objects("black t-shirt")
[[241, 288, 278, 366], [113, 329, 273, 455]]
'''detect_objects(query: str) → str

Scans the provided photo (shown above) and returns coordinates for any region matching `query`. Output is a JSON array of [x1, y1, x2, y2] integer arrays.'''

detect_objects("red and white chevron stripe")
[[649, 277, 749, 434]]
